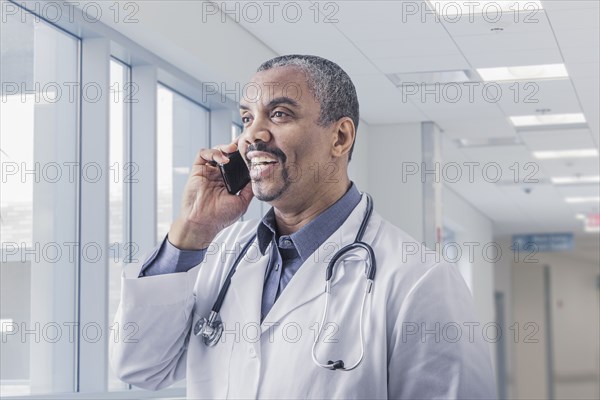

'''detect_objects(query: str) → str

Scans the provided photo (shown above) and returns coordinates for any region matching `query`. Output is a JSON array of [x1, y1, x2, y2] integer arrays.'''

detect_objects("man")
[[111, 55, 496, 399]]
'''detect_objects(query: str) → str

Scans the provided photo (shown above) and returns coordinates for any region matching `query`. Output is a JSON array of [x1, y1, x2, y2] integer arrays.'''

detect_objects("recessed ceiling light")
[[551, 176, 600, 185], [427, 1, 543, 17], [477, 64, 568, 82], [533, 149, 598, 159], [386, 70, 472, 87], [457, 136, 523, 148], [565, 197, 600, 204], [510, 113, 586, 127]]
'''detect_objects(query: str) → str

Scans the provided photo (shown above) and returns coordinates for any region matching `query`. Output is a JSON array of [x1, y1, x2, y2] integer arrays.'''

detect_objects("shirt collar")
[[256, 183, 362, 261]]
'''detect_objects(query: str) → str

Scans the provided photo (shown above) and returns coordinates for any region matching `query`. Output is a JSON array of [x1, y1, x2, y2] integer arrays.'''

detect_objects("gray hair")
[[257, 55, 359, 161]]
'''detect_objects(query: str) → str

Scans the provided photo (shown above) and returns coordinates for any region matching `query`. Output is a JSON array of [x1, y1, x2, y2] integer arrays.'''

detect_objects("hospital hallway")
[[1, 1, 599, 399]]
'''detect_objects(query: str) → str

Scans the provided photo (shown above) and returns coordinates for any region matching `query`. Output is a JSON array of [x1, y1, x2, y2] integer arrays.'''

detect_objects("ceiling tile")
[[556, 185, 600, 198], [496, 79, 582, 115], [370, 54, 469, 74], [331, 57, 382, 76], [333, 1, 425, 25], [352, 74, 429, 124], [561, 44, 600, 64], [572, 76, 600, 144], [520, 128, 597, 150], [566, 62, 600, 80], [441, 9, 553, 37], [468, 47, 563, 68], [460, 145, 534, 165], [536, 158, 600, 177], [545, 6, 600, 30], [553, 28, 600, 51], [415, 91, 507, 119], [455, 30, 557, 54], [352, 36, 460, 60], [438, 117, 516, 139], [543, 1, 600, 11]]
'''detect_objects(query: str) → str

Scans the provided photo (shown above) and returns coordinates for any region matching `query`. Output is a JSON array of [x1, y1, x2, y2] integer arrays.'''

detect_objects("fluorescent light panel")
[[565, 197, 600, 204], [427, 1, 543, 17], [533, 149, 598, 159], [387, 70, 471, 86], [510, 113, 586, 127], [551, 176, 600, 185], [478, 64, 568, 82], [457, 136, 522, 148]]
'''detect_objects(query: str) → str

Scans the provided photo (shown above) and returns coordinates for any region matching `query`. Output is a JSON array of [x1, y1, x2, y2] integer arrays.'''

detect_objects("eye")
[[271, 110, 288, 119], [241, 115, 252, 124]]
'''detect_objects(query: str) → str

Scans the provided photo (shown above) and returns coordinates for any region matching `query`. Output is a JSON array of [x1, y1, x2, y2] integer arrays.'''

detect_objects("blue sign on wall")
[[511, 233, 574, 252]]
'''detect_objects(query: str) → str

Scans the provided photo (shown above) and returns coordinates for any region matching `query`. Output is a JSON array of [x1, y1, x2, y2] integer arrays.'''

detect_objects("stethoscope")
[[194, 193, 377, 371]]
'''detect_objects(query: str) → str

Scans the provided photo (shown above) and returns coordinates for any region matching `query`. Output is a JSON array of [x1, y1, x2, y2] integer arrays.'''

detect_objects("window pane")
[[1, 8, 79, 397], [156, 85, 209, 243], [108, 59, 130, 391], [232, 123, 242, 142]]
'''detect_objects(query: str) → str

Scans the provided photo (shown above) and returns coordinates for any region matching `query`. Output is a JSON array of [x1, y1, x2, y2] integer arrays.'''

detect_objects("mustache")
[[245, 142, 287, 164]]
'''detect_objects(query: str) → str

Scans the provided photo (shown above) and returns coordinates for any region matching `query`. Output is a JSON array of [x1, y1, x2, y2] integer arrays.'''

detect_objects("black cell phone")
[[218, 150, 251, 195]]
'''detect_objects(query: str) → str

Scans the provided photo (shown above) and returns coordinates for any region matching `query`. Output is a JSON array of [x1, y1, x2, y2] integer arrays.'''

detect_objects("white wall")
[[366, 123, 423, 242]]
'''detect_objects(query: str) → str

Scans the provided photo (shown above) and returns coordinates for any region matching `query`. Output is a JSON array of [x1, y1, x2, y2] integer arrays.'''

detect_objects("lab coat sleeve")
[[387, 261, 497, 400], [109, 256, 200, 391]]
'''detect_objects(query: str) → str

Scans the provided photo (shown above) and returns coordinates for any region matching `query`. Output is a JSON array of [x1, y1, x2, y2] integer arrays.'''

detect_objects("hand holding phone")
[[168, 142, 253, 250]]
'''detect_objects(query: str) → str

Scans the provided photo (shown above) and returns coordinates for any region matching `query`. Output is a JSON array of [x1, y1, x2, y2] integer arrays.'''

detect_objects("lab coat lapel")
[[260, 195, 375, 333], [228, 240, 270, 326]]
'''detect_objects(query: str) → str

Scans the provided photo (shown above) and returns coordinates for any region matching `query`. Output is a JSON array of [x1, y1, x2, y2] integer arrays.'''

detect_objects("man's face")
[[238, 66, 335, 207]]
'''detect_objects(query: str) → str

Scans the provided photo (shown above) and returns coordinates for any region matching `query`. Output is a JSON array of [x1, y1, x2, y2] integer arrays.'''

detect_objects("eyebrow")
[[239, 96, 300, 111]]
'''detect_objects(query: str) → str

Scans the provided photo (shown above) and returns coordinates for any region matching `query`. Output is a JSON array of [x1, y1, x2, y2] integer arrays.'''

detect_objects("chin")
[[252, 180, 290, 203]]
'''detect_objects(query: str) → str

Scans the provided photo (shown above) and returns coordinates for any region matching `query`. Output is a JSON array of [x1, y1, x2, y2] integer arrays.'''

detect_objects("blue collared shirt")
[[141, 183, 362, 320]]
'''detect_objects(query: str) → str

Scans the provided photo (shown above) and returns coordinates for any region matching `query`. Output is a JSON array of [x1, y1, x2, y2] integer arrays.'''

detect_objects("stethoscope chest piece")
[[194, 312, 223, 347]]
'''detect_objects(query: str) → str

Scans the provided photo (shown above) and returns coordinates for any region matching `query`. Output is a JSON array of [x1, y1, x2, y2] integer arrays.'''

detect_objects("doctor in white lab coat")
[[111, 55, 497, 399]]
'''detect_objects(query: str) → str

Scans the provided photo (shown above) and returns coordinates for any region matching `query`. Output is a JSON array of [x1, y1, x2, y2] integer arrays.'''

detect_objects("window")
[[1, 8, 80, 396], [1, 2, 233, 397], [156, 84, 209, 243], [232, 122, 242, 141], [108, 58, 131, 391]]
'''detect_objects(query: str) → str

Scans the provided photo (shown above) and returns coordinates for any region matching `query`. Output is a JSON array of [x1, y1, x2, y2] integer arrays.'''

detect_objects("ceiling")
[[232, 0, 600, 235], [77, 0, 599, 236]]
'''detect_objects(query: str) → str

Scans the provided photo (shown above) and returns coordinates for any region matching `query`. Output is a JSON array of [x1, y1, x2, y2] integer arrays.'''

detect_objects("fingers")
[[221, 141, 239, 155], [194, 142, 239, 166]]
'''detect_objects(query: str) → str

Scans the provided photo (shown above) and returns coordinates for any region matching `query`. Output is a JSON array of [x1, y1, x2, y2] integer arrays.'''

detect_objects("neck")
[[273, 178, 352, 235]]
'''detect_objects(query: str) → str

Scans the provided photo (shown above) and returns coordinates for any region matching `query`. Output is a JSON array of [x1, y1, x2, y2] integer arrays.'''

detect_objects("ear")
[[331, 117, 355, 160]]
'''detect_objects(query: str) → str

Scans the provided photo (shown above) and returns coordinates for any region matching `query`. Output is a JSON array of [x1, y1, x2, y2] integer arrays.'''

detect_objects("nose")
[[242, 115, 272, 146]]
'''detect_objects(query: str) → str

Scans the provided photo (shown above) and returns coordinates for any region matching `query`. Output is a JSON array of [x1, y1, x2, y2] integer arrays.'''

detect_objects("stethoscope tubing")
[[311, 271, 373, 371]]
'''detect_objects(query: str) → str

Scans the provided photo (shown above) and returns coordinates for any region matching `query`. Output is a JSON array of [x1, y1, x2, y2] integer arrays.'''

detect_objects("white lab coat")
[[111, 196, 497, 399]]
